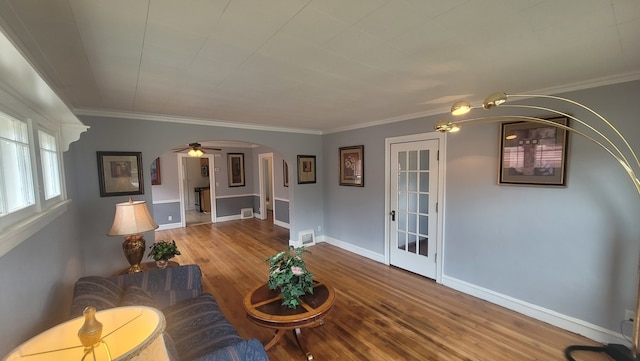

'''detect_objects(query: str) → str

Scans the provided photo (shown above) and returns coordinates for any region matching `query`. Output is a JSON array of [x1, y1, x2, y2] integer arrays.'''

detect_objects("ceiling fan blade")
[[202, 147, 222, 151], [172, 147, 190, 152]]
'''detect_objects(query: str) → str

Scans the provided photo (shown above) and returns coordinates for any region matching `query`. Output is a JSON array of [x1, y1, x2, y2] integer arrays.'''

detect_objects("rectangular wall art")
[[499, 117, 570, 186]]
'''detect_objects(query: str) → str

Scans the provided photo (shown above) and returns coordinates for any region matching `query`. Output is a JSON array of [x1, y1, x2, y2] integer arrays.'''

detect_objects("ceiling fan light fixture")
[[188, 148, 203, 157]]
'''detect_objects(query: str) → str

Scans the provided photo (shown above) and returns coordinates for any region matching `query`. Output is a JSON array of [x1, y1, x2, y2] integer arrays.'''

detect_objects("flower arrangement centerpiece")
[[265, 246, 314, 309]]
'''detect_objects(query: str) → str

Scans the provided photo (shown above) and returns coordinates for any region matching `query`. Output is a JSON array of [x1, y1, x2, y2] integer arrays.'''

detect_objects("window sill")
[[0, 199, 71, 258]]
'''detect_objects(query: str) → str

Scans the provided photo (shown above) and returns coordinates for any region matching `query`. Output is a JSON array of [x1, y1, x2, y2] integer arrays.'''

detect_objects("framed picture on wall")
[[227, 153, 245, 187], [297, 155, 316, 184], [97, 151, 144, 197], [339, 145, 364, 187], [283, 160, 289, 187], [499, 116, 570, 186], [150, 157, 161, 185]]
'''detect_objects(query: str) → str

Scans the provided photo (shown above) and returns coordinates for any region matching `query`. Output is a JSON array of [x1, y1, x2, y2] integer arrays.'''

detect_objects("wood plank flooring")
[[156, 217, 610, 361]]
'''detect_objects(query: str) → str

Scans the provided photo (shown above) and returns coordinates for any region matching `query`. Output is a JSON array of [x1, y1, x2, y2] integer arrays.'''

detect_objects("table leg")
[[293, 328, 314, 361], [264, 329, 286, 351]]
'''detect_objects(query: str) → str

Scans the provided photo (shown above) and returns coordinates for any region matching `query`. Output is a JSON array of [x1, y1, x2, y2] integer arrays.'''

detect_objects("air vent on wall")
[[299, 230, 315, 245], [241, 208, 254, 219]]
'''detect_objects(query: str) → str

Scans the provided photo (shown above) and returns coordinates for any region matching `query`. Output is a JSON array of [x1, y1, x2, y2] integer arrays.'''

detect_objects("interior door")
[[389, 139, 439, 279]]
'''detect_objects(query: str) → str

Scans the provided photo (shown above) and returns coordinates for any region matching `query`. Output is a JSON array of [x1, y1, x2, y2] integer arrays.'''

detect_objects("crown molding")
[[74, 108, 323, 135], [323, 72, 640, 134]]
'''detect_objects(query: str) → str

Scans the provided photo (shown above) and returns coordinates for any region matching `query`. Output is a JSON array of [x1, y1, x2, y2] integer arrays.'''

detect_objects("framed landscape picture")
[[227, 153, 245, 187], [97, 151, 144, 197], [499, 116, 570, 186], [297, 155, 316, 184], [150, 157, 161, 185], [339, 145, 364, 187]]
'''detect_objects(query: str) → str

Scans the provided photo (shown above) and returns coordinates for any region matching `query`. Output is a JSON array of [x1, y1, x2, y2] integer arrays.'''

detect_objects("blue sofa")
[[70, 264, 269, 361]]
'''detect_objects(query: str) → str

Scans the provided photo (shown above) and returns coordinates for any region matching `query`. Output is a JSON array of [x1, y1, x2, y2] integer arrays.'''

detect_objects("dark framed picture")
[[227, 153, 245, 187], [97, 151, 144, 197], [499, 116, 570, 186], [283, 160, 289, 187], [297, 155, 316, 184], [151, 157, 161, 185], [339, 145, 364, 187]]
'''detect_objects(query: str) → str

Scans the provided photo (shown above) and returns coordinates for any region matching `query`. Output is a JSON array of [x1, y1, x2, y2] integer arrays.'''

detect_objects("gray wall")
[[0, 155, 84, 355], [68, 115, 323, 277], [322, 80, 640, 335]]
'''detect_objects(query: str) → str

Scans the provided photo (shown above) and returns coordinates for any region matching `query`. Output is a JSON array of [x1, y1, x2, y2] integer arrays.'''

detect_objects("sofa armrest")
[[190, 339, 269, 361], [109, 264, 203, 308]]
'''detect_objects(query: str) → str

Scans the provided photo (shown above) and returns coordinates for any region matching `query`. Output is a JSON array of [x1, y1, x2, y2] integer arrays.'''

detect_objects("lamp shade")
[[108, 199, 158, 236], [2, 306, 169, 361]]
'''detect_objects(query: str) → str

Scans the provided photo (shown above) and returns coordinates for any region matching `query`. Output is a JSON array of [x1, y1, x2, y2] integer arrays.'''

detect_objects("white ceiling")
[[0, 0, 638, 133]]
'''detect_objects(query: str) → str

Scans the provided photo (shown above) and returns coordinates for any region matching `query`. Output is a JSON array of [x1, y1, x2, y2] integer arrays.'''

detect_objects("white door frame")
[[177, 153, 216, 226], [384, 132, 447, 283], [258, 152, 275, 221]]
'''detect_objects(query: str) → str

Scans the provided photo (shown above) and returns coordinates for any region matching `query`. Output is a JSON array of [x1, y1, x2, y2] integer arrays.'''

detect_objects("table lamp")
[[2, 306, 169, 361], [108, 198, 159, 273]]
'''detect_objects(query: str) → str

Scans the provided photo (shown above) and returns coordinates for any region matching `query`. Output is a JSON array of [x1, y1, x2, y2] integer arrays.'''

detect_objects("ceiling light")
[[451, 101, 472, 115]]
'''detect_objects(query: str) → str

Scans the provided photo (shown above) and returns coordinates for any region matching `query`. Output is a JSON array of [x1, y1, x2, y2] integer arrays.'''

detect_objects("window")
[[38, 129, 61, 200], [0, 112, 35, 216]]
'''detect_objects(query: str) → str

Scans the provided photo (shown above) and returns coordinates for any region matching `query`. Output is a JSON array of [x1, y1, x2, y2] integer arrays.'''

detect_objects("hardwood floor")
[[157, 218, 609, 361]]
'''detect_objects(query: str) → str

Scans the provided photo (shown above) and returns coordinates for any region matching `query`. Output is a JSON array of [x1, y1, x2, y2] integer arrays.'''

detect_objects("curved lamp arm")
[[485, 93, 640, 175], [436, 93, 640, 359], [434, 115, 640, 195]]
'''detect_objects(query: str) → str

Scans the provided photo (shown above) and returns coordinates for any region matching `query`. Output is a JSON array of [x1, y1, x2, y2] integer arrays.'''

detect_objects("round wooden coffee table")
[[243, 280, 335, 360]]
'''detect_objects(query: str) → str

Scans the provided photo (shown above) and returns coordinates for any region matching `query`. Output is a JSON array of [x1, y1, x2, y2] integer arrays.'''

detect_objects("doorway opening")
[[178, 153, 215, 227]]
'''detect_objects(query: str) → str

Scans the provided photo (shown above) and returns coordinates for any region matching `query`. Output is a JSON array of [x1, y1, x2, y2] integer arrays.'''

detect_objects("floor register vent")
[[241, 208, 254, 219]]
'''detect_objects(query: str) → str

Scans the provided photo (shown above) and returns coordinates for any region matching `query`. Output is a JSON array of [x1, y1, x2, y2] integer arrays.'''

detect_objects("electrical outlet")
[[625, 309, 635, 322], [168, 216, 172, 221]]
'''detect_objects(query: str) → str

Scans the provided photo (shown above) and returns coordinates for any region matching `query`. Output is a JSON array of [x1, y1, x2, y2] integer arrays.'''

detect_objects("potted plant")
[[148, 239, 181, 268], [265, 246, 314, 309]]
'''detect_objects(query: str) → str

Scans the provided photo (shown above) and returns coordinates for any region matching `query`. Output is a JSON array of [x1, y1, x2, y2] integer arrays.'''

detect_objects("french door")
[[388, 138, 441, 279]]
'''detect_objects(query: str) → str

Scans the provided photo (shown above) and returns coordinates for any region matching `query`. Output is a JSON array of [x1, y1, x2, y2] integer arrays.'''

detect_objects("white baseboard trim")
[[216, 214, 242, 222], [316, 234, 627, 346], [273, 219, 289, 229], [442, 275, 628, 346], [317, 235, 385, 264], [156, 222, 183, 231]]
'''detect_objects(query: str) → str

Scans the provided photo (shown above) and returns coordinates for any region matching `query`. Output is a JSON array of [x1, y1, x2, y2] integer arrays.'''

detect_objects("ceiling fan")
[[172, 142, 221, 157]]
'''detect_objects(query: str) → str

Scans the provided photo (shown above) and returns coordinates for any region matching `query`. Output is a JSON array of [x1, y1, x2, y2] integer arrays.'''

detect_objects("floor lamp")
[[435, 92, 640, 361]]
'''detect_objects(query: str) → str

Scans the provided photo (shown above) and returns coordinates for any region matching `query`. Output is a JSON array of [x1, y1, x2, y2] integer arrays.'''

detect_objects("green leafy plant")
[[265, 246, 314, 309], [148, 239, 181, 261]]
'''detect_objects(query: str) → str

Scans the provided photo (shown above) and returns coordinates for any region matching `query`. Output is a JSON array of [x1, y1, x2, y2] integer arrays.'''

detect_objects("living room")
[[0, 1, 639, 360]]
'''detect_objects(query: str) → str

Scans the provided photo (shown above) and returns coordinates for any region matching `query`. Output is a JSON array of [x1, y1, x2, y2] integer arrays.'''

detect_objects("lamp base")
[[122, 234, 145, 273], [565, 344, 639, 361]]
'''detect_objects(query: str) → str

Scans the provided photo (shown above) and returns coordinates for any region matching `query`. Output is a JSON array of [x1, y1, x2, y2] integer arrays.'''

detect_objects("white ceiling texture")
[[0, 0, 638, 133]]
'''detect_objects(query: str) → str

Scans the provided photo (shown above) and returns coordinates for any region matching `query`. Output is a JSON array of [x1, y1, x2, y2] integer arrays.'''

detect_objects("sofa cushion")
[[120, 285, 159, 308], [70, 276, 122, 318], [112, 266, 203, 308], [171, 321, 243, 361], [163, 333, 180, 361], [163, 293, 243, 360], [191, 339, 269, 361], [163, 293, 226, 334]]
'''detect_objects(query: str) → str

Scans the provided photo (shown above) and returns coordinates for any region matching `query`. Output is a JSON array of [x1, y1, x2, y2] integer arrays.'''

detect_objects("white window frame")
[[37, 127, 65, 205], [0, 29, 86, 258], [0, 108, 71, 257]]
